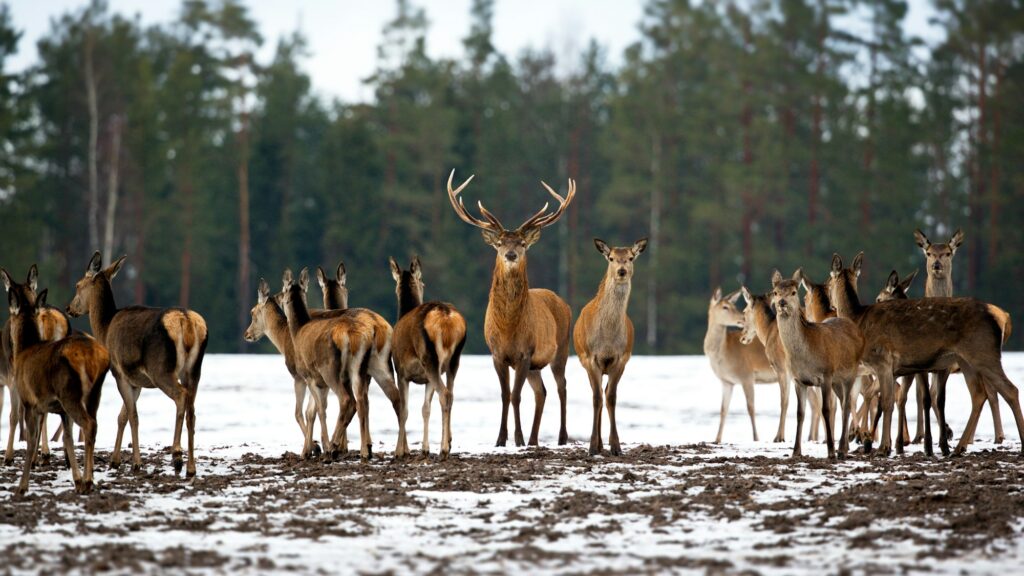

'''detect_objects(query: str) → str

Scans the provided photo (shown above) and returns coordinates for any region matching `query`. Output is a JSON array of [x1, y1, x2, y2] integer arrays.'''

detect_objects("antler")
[[446, 169, 505, 230], [518, 179, 577, 231]]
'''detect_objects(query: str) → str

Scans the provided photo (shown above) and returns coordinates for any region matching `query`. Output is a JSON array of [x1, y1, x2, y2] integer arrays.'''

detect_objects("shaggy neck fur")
[[10, 307, 42, 360], [925, 274, 953, 298], [594, 272, 631, 332], [830, 273, 866, 320], [489, 254, 530, 332]]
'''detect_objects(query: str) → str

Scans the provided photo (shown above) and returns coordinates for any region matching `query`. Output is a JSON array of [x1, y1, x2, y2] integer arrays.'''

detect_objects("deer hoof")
[[131, 463, 141, 474], [40, 452, 51, 465], [172, 458, 183, 475], [773, 435, 785, 443], [609, 445, 622, 457], [589, 445, 602, 456], [185, 469, 196, 479], [14, 485, 27, 498], [76, 480, 94, 494], [558, 431, 568, 446], [310, 442, 322, 458], [995, 435, 1005, 445]]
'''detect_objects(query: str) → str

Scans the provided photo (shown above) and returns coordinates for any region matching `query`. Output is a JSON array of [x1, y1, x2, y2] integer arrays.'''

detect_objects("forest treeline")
[[1, 0, 1022, 354]]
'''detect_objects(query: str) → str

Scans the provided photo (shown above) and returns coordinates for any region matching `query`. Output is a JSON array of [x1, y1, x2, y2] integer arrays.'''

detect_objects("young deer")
[[244, 279, 320, 457], [914, 228, 1009, 445], [67, 252, 208, 476], [736, 287, 796, 444], [446, 170, 574, 447], [278, 268, 403, 460], [9, 288, 109, 495], [827, 252, 1024, 456], [1, 266, 71, 464], [574, 238, 647, 455], [771, 270, 865, 459], [389, 257, 467, 459], [317, 261, 348, 309], [704, 288, 779, 443]]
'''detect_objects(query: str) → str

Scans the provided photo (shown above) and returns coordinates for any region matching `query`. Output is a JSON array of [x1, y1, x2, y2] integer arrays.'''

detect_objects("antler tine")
[[477, 201, 507, 230], [527, 178, 576, 229], [446, 169, 493, 230], [515, 202, 550, 232]]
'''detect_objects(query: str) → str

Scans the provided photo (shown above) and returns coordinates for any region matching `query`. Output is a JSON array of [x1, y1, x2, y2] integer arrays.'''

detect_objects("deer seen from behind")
[[704, 288, 780, 444], [574, 238, 647, 455], [771, 270, 865, 459], [67, 252, 208, 477], [8, 288, 109, 495], [389, 256, 467, 459], [446, 170, 574, 447]]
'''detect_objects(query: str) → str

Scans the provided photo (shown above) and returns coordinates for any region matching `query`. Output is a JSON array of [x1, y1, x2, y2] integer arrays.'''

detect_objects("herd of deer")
[[0, 173, 1020, 498], [707, 228, 1020, 460]]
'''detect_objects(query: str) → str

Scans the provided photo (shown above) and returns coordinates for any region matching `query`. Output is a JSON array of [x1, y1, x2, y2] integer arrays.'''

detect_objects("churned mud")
[[1, 442, 1022, 574]]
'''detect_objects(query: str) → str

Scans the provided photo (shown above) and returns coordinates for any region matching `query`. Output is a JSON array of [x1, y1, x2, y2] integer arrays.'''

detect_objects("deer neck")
[[397, 284, 422, 320], [323, 287, 348, 310], [594, 273, 631, 330], [262, 301, 294, 355], [775, 308, 813, 357], [753, 300, 776, 344], [284, 295, 312, 337], [88, 276, 119, 344], [830, 276, 866, 321], [703, 315, 730, 357], [925, 274, 953, 298], [489, 255, 530, 328], [10, 312, 42, 360]]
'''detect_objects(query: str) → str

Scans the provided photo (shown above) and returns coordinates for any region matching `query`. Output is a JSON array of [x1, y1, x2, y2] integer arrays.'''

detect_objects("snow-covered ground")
[[1, 353, 1023, 574]]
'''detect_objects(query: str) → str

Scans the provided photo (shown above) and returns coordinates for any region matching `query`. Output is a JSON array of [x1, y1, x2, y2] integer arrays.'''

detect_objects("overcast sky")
[[9, 0, 942, 103]]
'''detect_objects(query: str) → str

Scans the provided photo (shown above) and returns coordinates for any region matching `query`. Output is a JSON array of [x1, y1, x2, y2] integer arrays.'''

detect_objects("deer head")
[[278, 267, 310, 320], [1, 264, 40, 308], [594, 238, 648, 284], [708, 286, 744, 329], [770, 270, 805, 320], [389, 256, 424, 305], [738, 286, 762, 345], [68, 251, 126, 317], [876, 269, 918, 303], [446, 169, 576, 270], [914, 228, 963, 280], [244, 278, 275, 343], [316, 260, 347, 309]]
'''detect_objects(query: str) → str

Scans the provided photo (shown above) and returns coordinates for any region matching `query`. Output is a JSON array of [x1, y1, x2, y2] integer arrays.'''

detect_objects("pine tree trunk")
[[102, 114, 122, 265], [646, 133, 661, 350], [84, 30, 100, 252], [237, 110, 251, 353]]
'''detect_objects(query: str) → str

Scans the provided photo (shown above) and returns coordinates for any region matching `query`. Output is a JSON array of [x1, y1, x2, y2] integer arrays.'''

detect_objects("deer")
[[1, 266, 71, 464], [446, 169, 573, 447], [574, 238, 647, 455], [793, 270, 845, 442], [317, 261, 348, 309], [704, 288, 780, 444], [278, 268, 404, 460], [770, 270, 865, 459], [67, 251, 208, 477], [913, 228, 1010, 446], [872, 269, 921, 446], [388, 256, 467, 459], [8, 288, 109, 496], [827, 252, 1024, 456]]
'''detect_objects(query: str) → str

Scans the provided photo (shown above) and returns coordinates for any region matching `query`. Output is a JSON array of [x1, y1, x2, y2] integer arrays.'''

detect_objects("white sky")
[[8, 0, 942, 103]]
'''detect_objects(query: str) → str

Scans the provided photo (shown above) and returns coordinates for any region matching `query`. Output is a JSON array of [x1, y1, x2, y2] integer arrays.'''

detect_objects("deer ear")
[[282, 268, 294, 289], [594, 238, 611, 258], [105, 255, 127, 280], [725, 289, 742, 304], [0, 269, 12, 292], [852, 252, 864, 277], [26, 265, 38, 293], [298, 268, 309, 292], [86, 251, 103, 277], [711, 286, 723, 304], [257, 278, 270, 304], [336, 261, 346, 286], [316, 266, 328, 289], [771, 270, 783, 287], [885, 270, 899, 291], [791, 268, 802, 283], [830, 254, 843, 278], [949, 228, 964, 253], [900, 269, 919, 292], [481, 228, 502, 247], [740, 286, 753, 305], [522, 227, 541, 248], [389, 257, 401, 282], [632, 238, 648, 256], [36, 289, 47, 309], [410, 256, 422, 280], [914, 229, 930, 250], [8, 289, 19, 315]]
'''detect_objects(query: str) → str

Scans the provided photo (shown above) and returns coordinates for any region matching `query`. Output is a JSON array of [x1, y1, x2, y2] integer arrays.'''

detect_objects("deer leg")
[[4, 386, 20, 465], [122, 383, 143, 473], [792, 383, 808, 458], [82, 414, 97, 493], [807, 388, 821, 442], [552, 355, 569, 446], [584, 360, 604, 455], [510, 366, 529, 447], [876, 369, 895, 456], [494, 359, 511, 447], [953, 366, 988, 456], [910, 373, 926, 443], [292, 377, 308, 442], [715, 381, 734, 444], [976, 366, 1024, 455], [741, 380, 758, 442], [896, 376, 912, 446], [982, 375, 1005, 444], [421, 380, 436, 456], [774, 372, 789, 443], [184, 387, 197, 478], [525, 370, 547, 447], [440, 368, 455, 459], [60, 413, 81, 489], [921, 373, 934, 457], [822, 380, 836, 460], [896, 376, 908, 455], [351, 362, 372, 462], [606, 363, 626, 456], [395, 375, 411, 458], [16, 407, 41, 497], [367, 355, 403, 456], [39, 415, 50, 464], [838, 380, 852, 459]]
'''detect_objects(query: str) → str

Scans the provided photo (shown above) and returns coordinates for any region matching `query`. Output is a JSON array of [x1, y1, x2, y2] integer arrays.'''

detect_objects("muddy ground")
[[1, 442, 1022, 574]]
